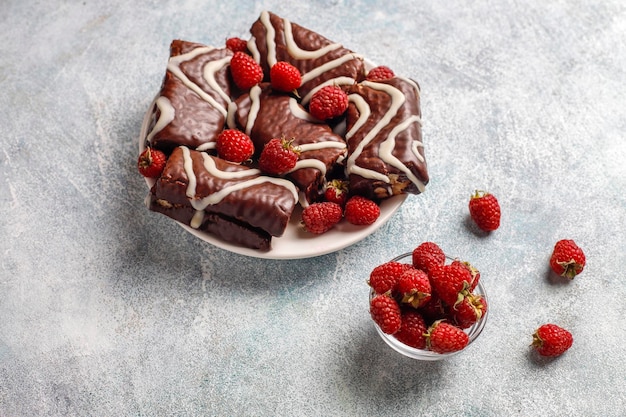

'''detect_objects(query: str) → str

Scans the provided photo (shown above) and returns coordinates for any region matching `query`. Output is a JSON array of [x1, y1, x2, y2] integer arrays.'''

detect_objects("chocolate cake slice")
[[248, 11, 365, 103], [149, 146, 299, 250], [145, 40, 234, 154], [344, 77, 428, 199], [234, 84, 347, 202]]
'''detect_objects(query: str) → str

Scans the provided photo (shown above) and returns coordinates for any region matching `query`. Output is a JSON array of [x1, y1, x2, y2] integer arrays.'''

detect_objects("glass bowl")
[[370, 252, 488, 361]]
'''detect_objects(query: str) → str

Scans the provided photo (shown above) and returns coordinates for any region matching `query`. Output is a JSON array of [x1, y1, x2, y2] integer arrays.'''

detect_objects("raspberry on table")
[[549, 239, 586, 279], [469, 190, 501, 232], [532, 324, 573, 357]]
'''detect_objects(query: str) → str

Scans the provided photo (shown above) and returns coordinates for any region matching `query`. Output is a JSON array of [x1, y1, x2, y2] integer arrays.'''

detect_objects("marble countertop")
[[1, 0, 625, 416]]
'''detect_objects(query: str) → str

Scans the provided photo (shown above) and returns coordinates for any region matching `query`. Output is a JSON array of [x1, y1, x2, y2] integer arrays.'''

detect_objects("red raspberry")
[[469, 190, 501, 231], [370, 293, 402, 335], [449, 292, 488, 329], [324, 179, 349, 207], [451, 259, 481, 292], [368, 261, 410, 295], [258, 138, 300, 175], [270, 61, 302, 92], [429, 262, 473, 307], [230, 51, 263, 90], [225, 37, 248, 53], [426, 321, 469, 353], [308, 85, 349, 120], [215, 129, 254, 163], [366, 65, 395, 81], [394, 267, 431, 308], [344, 196, 380, 226], [301, 202, 343, 234], [532, 324, 573, 357], [137, 147, 167, 179], [418, 292, 446, 323], [394, 309, 427, 349], [549, 239, 586, 279], [411, 241, 446, 274]]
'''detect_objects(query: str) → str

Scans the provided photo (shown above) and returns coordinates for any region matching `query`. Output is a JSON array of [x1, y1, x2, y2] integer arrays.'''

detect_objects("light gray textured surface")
[[1, 0, 625, 416]]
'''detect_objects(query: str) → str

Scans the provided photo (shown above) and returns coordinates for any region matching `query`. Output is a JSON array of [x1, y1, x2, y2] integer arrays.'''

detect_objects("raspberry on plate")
[[344, 196, 380, 226], [270, 61, 302, 92], [549, 239, 586, 279], [258, 138, 300, 175], [137, 147, 167, 179], [532, 324, 573, 357], [301, 202, 343, 234], [308, 85, 349, 120], [215, 129, 254, 163], [226, 37, 249, 53], [366, 65, 395, 81], [324, 179, 349, 207], [469, 190, 501, 231], [230, 51, 264, 90]]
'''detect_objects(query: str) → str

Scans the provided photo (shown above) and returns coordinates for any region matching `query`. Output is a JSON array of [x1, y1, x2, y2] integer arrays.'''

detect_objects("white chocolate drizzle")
[[260, 11, 278, 67], [167, 46, 230, 117], [346, 80, 425, 192], [146, 96, 175, 143], [177, 146, 298, 229], [245, 85, 263, 135], [289, 98, 318, 122], [282, 16, 342, 59], [300, 53, 363, 85]]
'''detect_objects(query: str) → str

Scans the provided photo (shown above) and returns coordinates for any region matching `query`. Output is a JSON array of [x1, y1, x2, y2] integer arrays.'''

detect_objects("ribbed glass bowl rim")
[[370, 252, 488, 361]]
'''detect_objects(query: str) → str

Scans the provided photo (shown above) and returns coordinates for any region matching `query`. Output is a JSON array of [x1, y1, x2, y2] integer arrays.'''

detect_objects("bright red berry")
[[344, 196, 380, 226], [225, 37, 248, 53], [366, 65, 395, 81], [270, 61, 302, 92], [308, 85, 349, 120], [301, 202, 343, 234], [258, 138, 300, 175], [368, 261, 410, 295], [324, 179, 349, 207], [532, 324, 573, 357], [394, 309, 428, 349], [412, 241, 446, 274], [418, 292, 446, 323], [469, 190, 501, 231], [215, 129, 254, 163], [137, 147, 167, 179], [449, 292, 488, 329], [230, 51, 264, 90], [426, 320, 469, 354], [451, 259, 481, 292], [429, 262, 473, 307], [370, 293, 402, 335], [549, 239, 586, 279], [394, 267, 431, 308]]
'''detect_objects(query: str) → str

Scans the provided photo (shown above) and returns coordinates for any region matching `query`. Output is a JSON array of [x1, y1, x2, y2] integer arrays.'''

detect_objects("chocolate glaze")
[[235, 84, 347, 202], [345, 77, 428, 199], [249, 11, 365, 99], [147, 40, 233, 154], [150, 147, 298, 243]]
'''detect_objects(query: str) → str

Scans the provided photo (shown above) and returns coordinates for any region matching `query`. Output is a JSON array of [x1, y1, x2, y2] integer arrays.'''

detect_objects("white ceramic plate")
[[138, 66, 407, 259]]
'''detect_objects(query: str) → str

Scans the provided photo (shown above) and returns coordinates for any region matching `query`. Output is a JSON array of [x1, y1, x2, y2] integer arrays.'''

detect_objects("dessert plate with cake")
[[137, 11, 428, 259]]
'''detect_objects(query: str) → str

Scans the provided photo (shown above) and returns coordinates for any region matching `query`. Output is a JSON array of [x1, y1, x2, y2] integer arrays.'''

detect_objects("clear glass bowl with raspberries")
[[368, 244, 488, 361]]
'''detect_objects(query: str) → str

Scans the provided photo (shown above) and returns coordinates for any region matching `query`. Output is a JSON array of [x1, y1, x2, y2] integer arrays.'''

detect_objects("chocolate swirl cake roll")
[[344, 77, 428, 199], [234, 84, 347, 202], [248, 11, 365, 102], [149, 146, 299, 250], [145, 40, 234, 154]]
